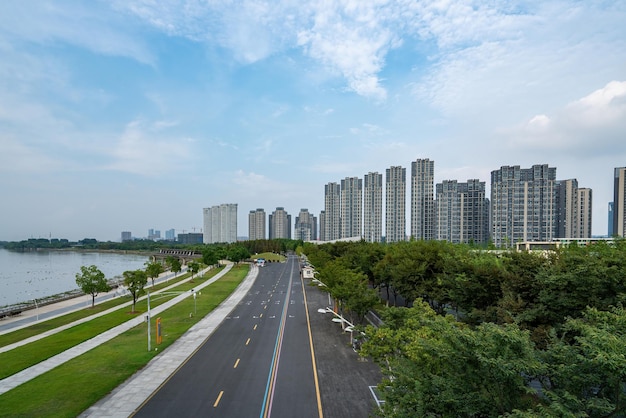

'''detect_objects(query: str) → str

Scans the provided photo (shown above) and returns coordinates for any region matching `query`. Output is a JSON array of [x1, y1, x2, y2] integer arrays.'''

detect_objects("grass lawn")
[[0, 268, 220, 380], [0, 264, 249, 418], [251, 252, 286, 262], [0, 269, 198, 349]]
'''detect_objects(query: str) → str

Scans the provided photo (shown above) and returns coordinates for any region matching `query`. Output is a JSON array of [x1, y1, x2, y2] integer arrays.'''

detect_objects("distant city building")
[[340, 177, 362, 239], [435, 179, 489, 244], [178, 232, 203, 245], [385, 166, 406, 243], [294, 209, 316, 241], [269, 207, 291, 239], [248, 208, 266, 240], [578, 188, 592, 239], [491, 164, 556, 247], [319, 210, 326, 241], [608, 202, 614, 236], [121, 231, 132, 242], [165, 229, 176, 241], [410, 158, 435, 240], [613, 167, 626, 237], [203, 203, 238, 244], [324, 182, 341, 241], [556, 179, 580, 239], [363, 172, 383, 243], [148, 229, 161, 240], [555, 179, 593, 239]]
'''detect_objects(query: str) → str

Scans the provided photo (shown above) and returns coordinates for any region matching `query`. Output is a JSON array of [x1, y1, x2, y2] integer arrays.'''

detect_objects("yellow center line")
[[260, 313, 263, 318], [234, 358, 240, 368], [301, 267, 324, 418], [213, 391, 224, 408], [254, 324, 258, 330], [246, 337, 251, 345], [264, 305, 268, 310]]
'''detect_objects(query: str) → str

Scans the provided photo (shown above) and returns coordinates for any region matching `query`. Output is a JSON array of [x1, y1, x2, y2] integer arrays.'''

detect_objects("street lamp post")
[[318, 307, 357, 347], [147, 291, 151, 352]]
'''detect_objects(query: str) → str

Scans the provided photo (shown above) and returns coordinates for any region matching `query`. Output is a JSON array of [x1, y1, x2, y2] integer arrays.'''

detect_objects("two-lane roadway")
[[133, 255, 323, 418]]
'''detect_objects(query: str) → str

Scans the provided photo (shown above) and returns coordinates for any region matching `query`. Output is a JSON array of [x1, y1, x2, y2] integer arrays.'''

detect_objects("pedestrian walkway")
[[0, 268, 209, 353], [0, 267, 189, 334], [0, 263, 257, 398]]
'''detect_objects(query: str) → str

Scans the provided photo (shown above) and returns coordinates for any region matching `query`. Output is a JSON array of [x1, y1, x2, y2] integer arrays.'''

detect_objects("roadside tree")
[[145, 261, 164, 287], [75, 265, 110, 308], [362, 300, 541, 417], [188, 261, 201, 281], [165, 256, 182, 276], [123, 269, 148, 313]]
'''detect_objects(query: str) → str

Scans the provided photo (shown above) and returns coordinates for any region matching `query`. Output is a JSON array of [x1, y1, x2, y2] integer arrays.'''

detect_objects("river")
[[0, 248, 150, 307]]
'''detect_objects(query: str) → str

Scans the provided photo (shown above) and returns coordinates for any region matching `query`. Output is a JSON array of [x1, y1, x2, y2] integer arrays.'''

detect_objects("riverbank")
[[0, 248, 150, 308]]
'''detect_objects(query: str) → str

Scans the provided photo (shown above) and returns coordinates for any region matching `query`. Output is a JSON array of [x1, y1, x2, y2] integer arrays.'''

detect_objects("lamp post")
[[146, 289, 199, 351], [318, 307, 356, 346], [312, 279, 332, 306], [147, 291, 151, 352]]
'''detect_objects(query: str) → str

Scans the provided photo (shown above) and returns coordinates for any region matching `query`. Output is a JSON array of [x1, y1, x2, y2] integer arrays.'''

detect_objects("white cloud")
[[0, 1, 154, 64], [503, 81, 626, 156], [0, 136, 64, 172], [105, 120, 192, 176]]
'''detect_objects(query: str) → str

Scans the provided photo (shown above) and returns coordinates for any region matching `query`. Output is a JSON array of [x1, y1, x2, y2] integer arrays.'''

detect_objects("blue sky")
[[1, 0, 625, 242]]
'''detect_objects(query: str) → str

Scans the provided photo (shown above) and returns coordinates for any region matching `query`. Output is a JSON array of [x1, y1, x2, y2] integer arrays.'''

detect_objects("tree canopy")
[[123, 269, 147, 313], [75, 265, 110, 308]]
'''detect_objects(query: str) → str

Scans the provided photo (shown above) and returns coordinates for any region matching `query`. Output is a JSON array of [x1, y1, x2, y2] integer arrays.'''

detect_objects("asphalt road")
[[134, 255, 322, 418]]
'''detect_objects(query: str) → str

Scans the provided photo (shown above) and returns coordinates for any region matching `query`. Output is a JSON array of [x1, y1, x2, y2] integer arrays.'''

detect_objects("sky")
[[0, 0, 625, 242]]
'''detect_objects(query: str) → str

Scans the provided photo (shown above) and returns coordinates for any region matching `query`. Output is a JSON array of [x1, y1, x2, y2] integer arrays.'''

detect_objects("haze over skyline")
[[1, 1, 625, 242]]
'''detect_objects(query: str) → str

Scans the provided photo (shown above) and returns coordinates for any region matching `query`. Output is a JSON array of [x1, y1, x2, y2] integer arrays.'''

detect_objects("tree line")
[[301, 239, 626, 417]]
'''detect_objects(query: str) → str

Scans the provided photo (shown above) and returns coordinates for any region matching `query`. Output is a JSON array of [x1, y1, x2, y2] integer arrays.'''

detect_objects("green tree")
[[123, 269, 148, 313], [227, 244, 250, 264], [188, 261, 201, 281], [165, 256, 182, 276], [75, 265, 110, 308], [202, 247, 219, 267], [362, 300, 541, 417], [145, 261, 164, 287], [530, 306, 626, 417]]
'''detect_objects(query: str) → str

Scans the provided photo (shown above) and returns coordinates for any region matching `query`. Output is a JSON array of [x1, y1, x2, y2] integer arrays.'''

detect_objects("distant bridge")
[[151, 249, 203, 264]]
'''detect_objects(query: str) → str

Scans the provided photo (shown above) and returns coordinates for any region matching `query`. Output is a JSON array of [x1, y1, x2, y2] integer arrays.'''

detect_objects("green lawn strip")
[[0, 268, 220, 379], [0, 270, 198, 349], [251, 252, 286, 262], [0, 264, 249, 418]]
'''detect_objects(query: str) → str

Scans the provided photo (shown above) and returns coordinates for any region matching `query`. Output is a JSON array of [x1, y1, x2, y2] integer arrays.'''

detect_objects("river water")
[[0, 248, 150, 307]]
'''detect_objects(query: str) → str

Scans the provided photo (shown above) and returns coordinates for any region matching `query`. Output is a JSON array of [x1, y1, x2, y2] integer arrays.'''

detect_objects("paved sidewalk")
[[81, 263, 259, 417], [0, 268, 211, 353], [0, 268, 192, 334], [0, 263, 245, 397]]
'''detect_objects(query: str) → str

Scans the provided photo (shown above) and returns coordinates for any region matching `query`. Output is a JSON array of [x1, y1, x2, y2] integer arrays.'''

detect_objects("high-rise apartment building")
[[324, 182, 341, 241], [435, 179, 489, 244], [248, 208, 266, 240], [385, 166, 406, 243], [121, 231, 132, 242], [410, 159, 435, 240], [269, 207, 291, 239], [491, 165, 556, 247], [319, 210, 326, 241], [203, 203, 238, 244], [555, 179, 593, 239], [340, 177, 362, 239], [165, 229, 176, 241], [294, 209, 317, 241], [363, 172, 382, 243], [608, 202, 614, 236], [578, 188, 592, 239], [556, 179, 579, 239], [613, 167, 626, 237]]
